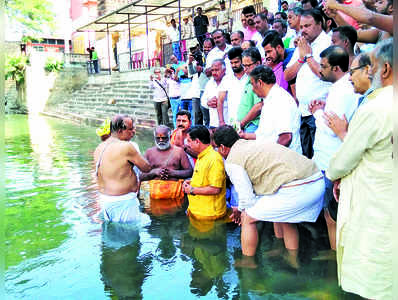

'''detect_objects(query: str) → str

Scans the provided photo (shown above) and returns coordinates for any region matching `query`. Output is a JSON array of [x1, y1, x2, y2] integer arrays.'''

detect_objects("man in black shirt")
[[193, 7, 209, 48]]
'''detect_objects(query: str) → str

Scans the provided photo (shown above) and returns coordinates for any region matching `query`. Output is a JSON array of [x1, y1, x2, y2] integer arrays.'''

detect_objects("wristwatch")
[[190, 187, 196, 195], [304, 54, 313, 62]]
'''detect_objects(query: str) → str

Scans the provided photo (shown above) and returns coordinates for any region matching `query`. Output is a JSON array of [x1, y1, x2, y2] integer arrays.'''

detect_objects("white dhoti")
[[99, 192, 150, 224], [246, 171, 325, 223]]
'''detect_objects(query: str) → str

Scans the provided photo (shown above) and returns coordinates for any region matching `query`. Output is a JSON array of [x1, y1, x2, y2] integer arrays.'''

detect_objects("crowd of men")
[[96, 0, 393, 298]]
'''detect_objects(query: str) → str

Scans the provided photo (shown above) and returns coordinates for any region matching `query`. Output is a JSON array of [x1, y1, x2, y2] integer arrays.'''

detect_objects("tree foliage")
[[5, 0, 55, 33], [44, 57, 64, 73], [21, 35, 43, 44], [5, 55, 30, 85]]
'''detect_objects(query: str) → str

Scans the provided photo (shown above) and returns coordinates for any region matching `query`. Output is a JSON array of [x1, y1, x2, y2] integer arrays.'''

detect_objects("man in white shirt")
[[181, 16, 193, 40], [240, 65, 302, 154], [218, 47, 247, 125], [167, 19, 181, 60], [205, 29, 233, 74], [165, 67, 181, 128], [284, 9, 332, 158], [254, 12, 269, 38], [149, 68, 169, 126], [287, 7, 302, 48], [230, 31, 244, 47], [216, 0, 232, 33], [309, 45, 359, 251], [201, 59, 229, 127], [181, 16, 193, 57]]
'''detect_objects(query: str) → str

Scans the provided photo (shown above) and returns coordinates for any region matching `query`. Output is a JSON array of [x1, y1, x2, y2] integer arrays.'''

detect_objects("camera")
[[192, 49, 203, 67]]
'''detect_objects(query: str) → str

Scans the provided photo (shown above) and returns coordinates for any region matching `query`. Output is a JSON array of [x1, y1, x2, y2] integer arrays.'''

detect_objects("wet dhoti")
[[99, 192, 150, 224], [140, 180, 186, 216]]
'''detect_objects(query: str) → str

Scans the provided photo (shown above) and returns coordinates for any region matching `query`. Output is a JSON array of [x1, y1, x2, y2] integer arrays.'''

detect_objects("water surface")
[[5, 114, 357, 299]]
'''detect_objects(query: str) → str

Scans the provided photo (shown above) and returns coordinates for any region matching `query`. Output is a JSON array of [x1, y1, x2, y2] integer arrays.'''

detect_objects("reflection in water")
[[5, 115, 69, 269], [100, 222, 152, 300], [5, 115, 353, 299], [181, 216, 231, 298], [28, 115, 55, 173]]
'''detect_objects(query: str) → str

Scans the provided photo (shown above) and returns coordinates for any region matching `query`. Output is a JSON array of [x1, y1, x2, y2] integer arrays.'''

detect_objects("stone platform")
[[43, 67, 170, 129]]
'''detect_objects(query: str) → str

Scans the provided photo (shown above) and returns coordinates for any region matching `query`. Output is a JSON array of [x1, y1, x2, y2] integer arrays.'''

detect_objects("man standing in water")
[[94, 114, 151, 223], [140, 125, 193, 202], [183, 125, 227, 220], [140, 125, 193, 182]]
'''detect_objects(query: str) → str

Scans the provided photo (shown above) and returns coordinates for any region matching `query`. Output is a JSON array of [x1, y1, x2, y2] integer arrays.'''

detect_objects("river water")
[[5, 114, 356, 299]]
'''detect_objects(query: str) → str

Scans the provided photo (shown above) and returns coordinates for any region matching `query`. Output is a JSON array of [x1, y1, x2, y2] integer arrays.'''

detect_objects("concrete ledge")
[[44, 68, 167, 130]]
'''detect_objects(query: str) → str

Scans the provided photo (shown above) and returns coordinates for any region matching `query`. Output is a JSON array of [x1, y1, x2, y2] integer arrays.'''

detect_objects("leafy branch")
[[5, 55, 30, 85], [44, 57, 64, 73], [6, 0, 55, 33]]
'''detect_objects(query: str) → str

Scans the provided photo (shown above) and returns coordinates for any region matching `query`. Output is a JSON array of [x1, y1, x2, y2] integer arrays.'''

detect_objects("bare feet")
[[312, 249, 336, 261], [263, 238, 284, 257], [234, 255, 258, 269], [263, 247, 284, 257], [283, 249, 300, 269]]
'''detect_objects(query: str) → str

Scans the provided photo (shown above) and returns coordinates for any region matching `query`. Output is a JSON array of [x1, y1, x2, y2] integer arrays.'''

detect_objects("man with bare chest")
[[140, 126, 193, 182], [94, 114, 152, 223]]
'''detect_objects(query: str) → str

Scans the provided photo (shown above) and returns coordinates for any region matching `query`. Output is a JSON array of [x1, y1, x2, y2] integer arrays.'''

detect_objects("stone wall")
[[5, 41, 20, 56], [43, 67, 166, 129], [4, 79, 19, 112]]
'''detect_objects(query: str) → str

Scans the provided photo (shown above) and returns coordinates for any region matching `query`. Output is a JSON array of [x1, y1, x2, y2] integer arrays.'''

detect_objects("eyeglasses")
[[242, 62, 255, 69], [320, 64, 332, 70], [349, 65, 367, 76]]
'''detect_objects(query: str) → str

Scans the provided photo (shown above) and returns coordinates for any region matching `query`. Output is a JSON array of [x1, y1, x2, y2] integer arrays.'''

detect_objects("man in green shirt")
[[91, 46, 99, 73], [237, 47, 263, 133]]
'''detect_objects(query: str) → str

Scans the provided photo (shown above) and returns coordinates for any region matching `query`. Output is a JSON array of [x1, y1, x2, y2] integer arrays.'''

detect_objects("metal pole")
[[106, 24, 111, 74], [145, 6, 150, 69], [178, 0, 181, 60], [128, 14, 132, 70], [229, 0, 232, 31]]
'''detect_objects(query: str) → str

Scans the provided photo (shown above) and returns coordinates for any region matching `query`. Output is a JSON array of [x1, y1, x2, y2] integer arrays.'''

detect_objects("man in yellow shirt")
[[182, 125, 226, 220]]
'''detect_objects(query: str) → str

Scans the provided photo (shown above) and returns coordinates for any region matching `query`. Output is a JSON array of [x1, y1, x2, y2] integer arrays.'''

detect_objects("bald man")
[[94, 114, 151, 223]]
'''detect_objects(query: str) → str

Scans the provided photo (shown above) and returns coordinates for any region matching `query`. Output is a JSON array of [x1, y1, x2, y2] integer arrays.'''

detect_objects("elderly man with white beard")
[[326, 38, 393, 300], [140, 126, 193, 183]]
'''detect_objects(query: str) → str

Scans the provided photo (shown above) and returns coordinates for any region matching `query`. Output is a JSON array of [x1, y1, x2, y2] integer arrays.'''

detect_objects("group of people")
[[96, 0, 393, 298]]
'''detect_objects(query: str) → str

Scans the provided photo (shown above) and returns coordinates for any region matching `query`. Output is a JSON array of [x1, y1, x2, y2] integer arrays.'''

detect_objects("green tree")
[[44, 57, 64, 73], [5, 55, 29, 109], [5, 0, 55, 33]]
